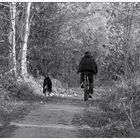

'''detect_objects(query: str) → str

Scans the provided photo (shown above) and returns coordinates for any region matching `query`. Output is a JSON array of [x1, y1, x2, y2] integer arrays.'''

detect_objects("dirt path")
[[4, 96, 104, 138]]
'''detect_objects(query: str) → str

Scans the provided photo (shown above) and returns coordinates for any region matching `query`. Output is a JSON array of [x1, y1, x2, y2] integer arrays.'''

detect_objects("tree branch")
[[0, 3, 10, 8], [0, 16, 10, 21], [121, 101, 134, 129], [0, 55, 9, 59]]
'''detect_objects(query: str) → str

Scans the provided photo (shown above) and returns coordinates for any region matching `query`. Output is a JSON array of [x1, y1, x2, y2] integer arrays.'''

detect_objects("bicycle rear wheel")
[[83, 75, 89, 101], [84, 88, 88, 101]]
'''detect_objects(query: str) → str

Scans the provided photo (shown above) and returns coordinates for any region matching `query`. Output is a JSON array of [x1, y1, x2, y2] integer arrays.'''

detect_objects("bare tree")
[[21, 2, 32, 79], [9, 2, 17, 77]]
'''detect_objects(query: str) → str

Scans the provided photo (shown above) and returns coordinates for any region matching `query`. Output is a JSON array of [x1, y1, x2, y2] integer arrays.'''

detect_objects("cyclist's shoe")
[[89, 93, 92, 98], [81, 83, 84, 88], [48, 92, 51, 96]]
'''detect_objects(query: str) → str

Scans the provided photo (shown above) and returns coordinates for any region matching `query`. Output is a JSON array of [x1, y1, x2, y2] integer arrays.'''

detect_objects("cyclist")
[[77, 51, 98, 98]]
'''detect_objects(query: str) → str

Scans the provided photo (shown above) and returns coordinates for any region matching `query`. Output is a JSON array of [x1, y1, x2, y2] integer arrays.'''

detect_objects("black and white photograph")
[[0, 1, 140, 138]]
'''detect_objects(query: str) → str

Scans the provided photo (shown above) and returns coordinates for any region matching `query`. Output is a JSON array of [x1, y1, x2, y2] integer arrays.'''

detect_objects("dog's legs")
[[48, 91, 51, 96]]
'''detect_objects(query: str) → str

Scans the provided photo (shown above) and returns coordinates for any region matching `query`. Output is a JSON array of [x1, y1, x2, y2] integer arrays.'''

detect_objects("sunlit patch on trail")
[[33, 77, 112, 99], [10, 122, 93, 130]]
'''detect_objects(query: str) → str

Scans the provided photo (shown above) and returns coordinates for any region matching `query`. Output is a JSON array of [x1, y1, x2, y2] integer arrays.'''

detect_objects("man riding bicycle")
[[77, 51, 98, 98]]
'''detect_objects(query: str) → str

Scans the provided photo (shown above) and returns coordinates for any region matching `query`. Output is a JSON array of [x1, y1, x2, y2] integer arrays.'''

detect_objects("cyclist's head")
[[44, 72, 49, 78], [85, 51, 91, 56]]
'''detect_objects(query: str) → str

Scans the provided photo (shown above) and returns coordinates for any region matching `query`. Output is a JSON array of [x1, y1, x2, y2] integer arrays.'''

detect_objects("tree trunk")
[[124, 3, 135, 79], [21, 2, 31, 79], [9, 2, 17, 77]]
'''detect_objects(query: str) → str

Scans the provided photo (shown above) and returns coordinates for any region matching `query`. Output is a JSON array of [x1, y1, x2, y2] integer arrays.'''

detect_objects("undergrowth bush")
[[0, 74, 44, 108], [104, 73, 140, 129]]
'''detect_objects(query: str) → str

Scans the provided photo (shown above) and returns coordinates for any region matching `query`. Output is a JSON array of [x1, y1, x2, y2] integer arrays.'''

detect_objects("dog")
[[43, 76, 52, 96]]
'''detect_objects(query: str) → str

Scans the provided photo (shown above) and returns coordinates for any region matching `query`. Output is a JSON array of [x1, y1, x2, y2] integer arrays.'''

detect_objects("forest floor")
[[0, 86, 140, 138]]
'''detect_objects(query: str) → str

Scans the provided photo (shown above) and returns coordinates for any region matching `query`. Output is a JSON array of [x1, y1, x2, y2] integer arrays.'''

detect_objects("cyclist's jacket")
[[78, 53, 98, 75]]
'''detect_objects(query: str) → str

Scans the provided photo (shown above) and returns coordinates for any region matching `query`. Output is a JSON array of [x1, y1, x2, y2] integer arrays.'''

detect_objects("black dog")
[[43, 76, 52, 96]]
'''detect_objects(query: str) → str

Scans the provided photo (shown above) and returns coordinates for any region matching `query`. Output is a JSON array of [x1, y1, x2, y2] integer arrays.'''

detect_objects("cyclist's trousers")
[[80, 72, 94, 94]]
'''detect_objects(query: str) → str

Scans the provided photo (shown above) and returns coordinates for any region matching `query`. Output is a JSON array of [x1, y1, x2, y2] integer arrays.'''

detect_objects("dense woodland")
[[1, 2, 140, 137], [0, 3, 139, 82], [1, 2, 140, 85]]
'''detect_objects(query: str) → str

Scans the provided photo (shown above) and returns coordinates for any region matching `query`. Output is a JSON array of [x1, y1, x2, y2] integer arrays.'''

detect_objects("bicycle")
[[83, 72, 90, 101]]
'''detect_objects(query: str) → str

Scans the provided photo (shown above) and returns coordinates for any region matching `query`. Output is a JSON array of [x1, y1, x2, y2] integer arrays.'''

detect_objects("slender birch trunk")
[[9, 2, 17, 77], [21, 2, 31, 79], [124, 3, 135, 78]]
